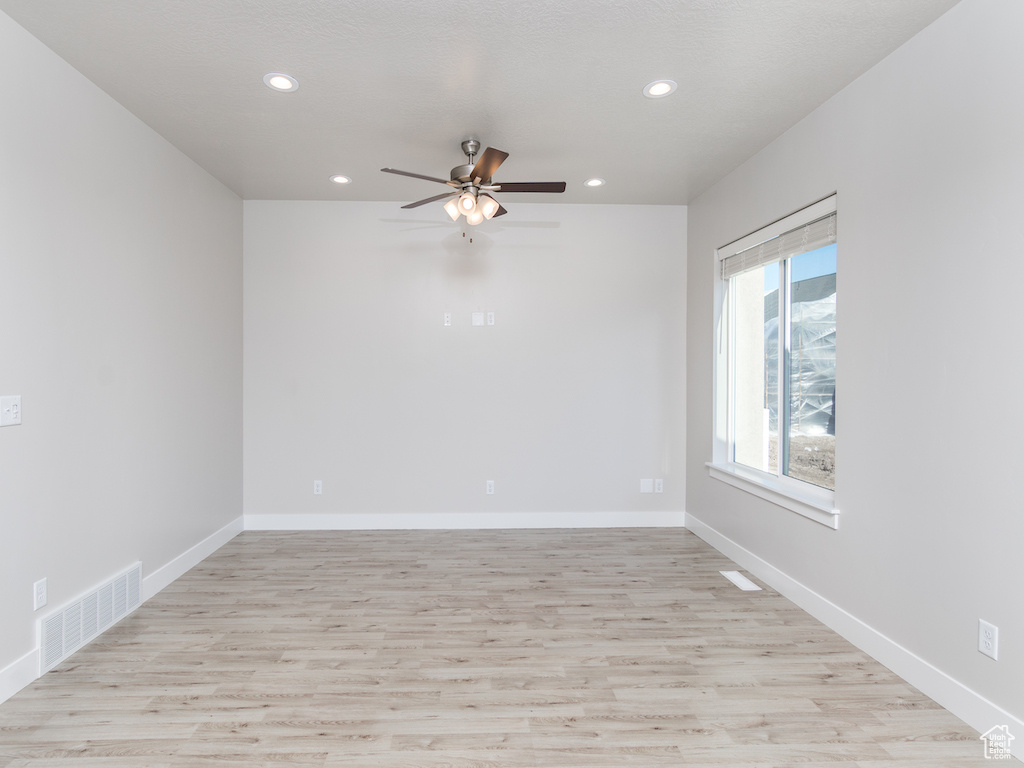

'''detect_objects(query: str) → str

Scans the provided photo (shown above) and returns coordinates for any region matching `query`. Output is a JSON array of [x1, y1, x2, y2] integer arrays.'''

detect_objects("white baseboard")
[[142, 516, 244, 601], [685, 512, 1023, 760], [0, 516, 244, 707], [0, 649, 38, 705], [245, 510, 685, 531]]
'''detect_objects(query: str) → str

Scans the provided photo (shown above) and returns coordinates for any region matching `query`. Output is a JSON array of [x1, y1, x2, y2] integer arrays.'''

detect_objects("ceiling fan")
[[381, 139, 566, 224]]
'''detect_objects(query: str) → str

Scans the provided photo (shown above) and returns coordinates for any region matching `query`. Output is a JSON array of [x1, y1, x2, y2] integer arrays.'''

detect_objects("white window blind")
[[721, 211, 836, 280]]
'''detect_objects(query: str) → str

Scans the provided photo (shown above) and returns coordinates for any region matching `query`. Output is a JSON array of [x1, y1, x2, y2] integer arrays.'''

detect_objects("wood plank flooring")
[[0, 528, 988, 766]]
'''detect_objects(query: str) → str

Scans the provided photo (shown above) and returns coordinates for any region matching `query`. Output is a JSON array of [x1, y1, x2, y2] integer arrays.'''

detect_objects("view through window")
[[726, 206, 836, 491]]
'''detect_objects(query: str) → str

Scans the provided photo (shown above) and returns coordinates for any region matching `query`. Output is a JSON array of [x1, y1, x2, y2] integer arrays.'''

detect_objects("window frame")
[[708, 195, 839, 529]]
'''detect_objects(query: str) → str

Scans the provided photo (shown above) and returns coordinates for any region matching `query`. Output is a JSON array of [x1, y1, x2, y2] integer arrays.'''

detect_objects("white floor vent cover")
[[720, 570, 762, 591], [38, 562, 142, 673]]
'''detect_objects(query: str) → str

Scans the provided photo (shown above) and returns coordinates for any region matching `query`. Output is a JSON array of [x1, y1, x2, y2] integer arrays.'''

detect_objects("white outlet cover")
[[487, 312, 495, 325], [0, 395, 22, 426], [979, 619, 998, 660], [33, 578, 47, 611], [443, 312, 452, 326], [654, 478, 664, 493]]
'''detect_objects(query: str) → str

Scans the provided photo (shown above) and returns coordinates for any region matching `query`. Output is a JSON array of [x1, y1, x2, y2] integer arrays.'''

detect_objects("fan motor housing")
[[450, 164, 475, 183]]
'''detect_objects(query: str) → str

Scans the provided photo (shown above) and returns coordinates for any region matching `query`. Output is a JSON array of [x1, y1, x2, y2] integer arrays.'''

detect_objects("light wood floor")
[[0, 528, 987, 767]]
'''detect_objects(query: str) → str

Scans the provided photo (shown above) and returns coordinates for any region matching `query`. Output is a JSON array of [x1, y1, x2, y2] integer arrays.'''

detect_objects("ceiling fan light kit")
[[381, 139, 567, 224]]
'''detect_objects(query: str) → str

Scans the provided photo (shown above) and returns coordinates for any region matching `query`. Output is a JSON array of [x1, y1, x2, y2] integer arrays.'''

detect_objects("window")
[[709, 195, 838, 528]]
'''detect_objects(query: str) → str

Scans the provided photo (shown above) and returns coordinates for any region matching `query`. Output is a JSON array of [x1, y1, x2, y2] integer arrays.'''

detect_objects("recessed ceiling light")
[[584, 178, 606, 187], [643, 79, 677, 98], [329, 175, 351, 184], [263, 73, 298, 92]]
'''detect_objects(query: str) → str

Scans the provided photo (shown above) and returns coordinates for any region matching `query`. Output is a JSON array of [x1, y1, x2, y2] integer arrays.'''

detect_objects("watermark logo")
[[981, 725, 1015, 760]]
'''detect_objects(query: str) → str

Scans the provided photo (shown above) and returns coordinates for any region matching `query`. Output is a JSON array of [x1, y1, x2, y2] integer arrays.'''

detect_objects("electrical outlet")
[[1, 395, 22, 427], [654, 478, 664, 493], [979, 619, 999, 660], [486, 480, 495, 495], [487, 312, 495, 326], [443, 312, 452, 326], [313, 480, 322, 495], [33, 578, 46, 611]]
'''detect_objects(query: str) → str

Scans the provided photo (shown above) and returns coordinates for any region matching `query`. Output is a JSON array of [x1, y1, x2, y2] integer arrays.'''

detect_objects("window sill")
[[706, 462, 839, 529]]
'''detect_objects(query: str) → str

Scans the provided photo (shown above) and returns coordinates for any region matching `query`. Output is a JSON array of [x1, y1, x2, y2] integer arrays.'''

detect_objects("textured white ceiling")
[[0, 0, 960, 206]]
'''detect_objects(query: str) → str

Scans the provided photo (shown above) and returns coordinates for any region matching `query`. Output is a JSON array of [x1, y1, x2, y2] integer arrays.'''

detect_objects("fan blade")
[[492, 203, 508, 218], [470, 147, 509, 183], [382, 168, 457, 186], [401, 191, 458, 209], [493, 182, 566, 193]]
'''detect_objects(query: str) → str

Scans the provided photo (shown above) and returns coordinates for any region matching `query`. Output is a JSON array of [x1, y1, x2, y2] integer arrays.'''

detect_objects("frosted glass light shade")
[[479, 195, 500, 220], [458, 191, 477, 214], [443, 198, 461, 221], [466, 209, 484, 226]]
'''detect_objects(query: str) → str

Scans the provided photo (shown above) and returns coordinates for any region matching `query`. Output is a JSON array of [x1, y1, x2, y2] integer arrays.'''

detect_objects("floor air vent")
[[39, 562, 142, 673]]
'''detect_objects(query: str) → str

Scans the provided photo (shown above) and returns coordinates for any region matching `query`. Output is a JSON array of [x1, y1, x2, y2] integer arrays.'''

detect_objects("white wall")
[[0, 10, 242, 693], [686, 0, 1022, 734], [244, 201, 686, 528]]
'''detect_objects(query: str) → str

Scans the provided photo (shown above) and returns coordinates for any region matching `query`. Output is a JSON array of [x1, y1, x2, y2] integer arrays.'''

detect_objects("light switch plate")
[[0, 395, 21, 426], [472, 312, 485, 326]]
